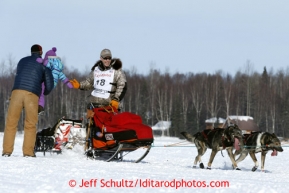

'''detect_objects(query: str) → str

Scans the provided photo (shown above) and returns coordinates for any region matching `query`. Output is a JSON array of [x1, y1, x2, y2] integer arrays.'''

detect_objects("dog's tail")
[[180, 131, 195, 143]]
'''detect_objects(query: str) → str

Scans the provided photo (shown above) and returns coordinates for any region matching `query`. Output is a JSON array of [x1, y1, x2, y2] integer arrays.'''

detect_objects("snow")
[[0, 132, 288, 193], [228, 116, 254, 121], [205, 117, 226, 124], [151, 121, 171, 131], [205, 116, 254, 123]]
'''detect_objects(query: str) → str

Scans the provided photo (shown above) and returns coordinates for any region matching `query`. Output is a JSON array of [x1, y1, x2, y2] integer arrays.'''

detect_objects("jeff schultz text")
[[71, 178, 230, 189]]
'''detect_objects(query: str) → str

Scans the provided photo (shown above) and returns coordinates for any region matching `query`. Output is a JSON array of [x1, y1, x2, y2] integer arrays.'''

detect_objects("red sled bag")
[[93, 106, 118, 128], [117, 123, 153, 141], [93, 106, 153, 142], [93, 106, 142, 128], [109, 112, 142, 126]]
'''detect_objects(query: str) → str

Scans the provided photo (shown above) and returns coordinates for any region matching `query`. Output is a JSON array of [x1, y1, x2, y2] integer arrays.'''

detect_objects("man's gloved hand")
[[69, 79, 80, 89], [110, 100, 119, 109]]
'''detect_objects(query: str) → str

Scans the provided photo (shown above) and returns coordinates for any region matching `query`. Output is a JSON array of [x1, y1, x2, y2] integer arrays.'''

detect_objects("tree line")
[[1, 58, 289, 138]]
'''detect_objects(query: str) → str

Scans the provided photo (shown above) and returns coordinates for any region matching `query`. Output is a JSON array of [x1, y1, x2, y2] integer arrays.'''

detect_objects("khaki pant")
[[2, 90, 39, 156]]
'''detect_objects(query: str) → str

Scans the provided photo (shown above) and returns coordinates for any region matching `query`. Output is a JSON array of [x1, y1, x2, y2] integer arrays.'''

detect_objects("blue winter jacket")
[[12, 53, 54, 97], [46, 57, 68, 87]]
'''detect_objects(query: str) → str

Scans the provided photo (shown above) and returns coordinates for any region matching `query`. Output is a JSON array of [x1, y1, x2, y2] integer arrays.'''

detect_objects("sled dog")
[[234, 132, 283, 172], [181, 124, 244, 170]]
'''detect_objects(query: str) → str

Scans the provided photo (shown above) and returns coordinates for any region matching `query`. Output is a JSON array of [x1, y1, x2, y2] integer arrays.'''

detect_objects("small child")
[[37, 47, 73, 114]]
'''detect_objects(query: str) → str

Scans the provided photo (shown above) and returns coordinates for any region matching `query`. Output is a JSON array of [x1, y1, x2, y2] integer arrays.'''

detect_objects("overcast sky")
[[1, 0, 289, 76]]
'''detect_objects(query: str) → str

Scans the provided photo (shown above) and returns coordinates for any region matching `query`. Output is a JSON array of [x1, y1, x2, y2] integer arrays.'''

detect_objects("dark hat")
[[31, 44, 42, 53], [100, 49, 112, 58]]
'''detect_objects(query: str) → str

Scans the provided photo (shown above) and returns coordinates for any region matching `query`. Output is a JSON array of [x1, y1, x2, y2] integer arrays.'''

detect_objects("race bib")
[[91, 68, 115, 99]]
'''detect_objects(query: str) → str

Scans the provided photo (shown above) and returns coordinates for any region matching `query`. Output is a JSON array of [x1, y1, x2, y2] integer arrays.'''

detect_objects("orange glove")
[[69, 79, 80, 89], [110, 100, 119, 109]]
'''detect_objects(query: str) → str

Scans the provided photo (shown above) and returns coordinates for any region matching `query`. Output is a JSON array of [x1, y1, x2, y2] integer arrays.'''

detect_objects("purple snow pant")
[[38, 83, 45, 108]]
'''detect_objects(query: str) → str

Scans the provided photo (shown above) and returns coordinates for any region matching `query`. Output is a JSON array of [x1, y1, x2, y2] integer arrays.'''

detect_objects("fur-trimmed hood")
[[91, 58, 122, 71]]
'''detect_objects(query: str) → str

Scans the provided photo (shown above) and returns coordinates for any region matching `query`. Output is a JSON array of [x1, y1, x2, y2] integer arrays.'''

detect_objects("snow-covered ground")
[[0, 132, 288, 193]]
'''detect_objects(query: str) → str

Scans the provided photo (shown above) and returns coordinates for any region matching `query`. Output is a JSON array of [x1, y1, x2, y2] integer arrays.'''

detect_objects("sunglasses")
[[102, 57, 111, 60]]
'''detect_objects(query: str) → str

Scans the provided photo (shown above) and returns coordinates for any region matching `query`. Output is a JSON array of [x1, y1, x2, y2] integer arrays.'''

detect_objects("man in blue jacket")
[[2, 44, 54, 157]]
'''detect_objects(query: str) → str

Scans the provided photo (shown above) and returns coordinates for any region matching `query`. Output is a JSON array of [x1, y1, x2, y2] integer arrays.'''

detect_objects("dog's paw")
[[251, 166, 258, 172], [200, 163, 205, 169]]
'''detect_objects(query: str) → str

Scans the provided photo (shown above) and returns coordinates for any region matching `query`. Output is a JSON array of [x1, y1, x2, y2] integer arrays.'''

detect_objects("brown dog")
[[181, 124, 244, 170], [234, 132, 283, 172]]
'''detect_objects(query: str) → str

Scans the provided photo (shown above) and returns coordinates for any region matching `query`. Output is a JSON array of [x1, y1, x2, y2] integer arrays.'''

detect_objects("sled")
[[85, 106, 154, 163], [34, 118, 85, 156]]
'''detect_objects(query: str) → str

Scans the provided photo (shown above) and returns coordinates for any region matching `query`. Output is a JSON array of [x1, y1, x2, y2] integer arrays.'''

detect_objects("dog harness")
[[202, 128, 228, 149]]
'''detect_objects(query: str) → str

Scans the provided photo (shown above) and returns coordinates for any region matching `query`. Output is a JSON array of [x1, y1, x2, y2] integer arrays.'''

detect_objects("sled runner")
[[85, 105, 154, 163], [34, 118, 85, 156]]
